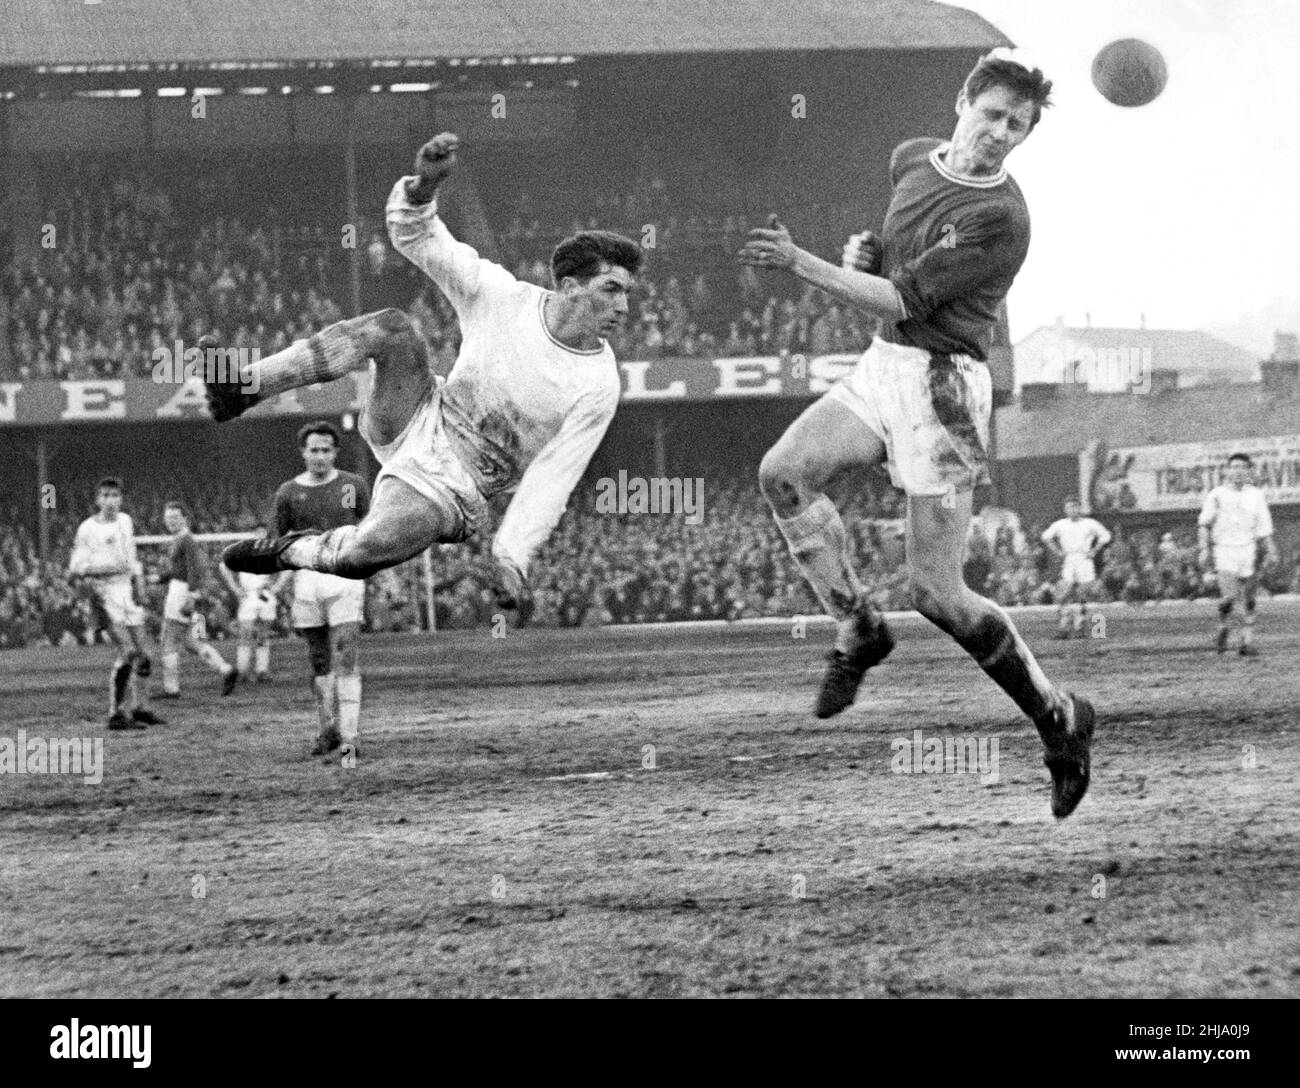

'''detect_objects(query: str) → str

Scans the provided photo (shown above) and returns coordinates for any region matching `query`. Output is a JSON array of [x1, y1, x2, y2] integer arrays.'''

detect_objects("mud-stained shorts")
[[828, 338, 992, 497], [362, 386, 488, 542]]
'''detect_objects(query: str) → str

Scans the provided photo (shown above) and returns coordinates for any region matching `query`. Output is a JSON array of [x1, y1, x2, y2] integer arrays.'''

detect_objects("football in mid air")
[[1091, 38, 1167, 107]]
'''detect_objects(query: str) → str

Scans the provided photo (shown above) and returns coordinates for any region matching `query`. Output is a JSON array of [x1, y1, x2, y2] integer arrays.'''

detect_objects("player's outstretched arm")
[[491, 389, 619, 587], [387, 132, 517, 312], [739, 215, 906, 322]]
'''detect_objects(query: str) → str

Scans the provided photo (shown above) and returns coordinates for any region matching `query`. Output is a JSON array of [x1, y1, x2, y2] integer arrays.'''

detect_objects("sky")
[[946, 0, 1300, 348]]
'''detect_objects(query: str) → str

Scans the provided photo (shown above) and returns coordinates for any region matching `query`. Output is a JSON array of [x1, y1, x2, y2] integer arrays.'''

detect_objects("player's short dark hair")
[[1064, 495, 1080, 505], [550, 230, 643, 286], [1228, 452, 1253, 467], [298, 420, 340, 449], [96, 477, 123, 493], [164, 500, 190, 521], [963, 52, 1054, 131]]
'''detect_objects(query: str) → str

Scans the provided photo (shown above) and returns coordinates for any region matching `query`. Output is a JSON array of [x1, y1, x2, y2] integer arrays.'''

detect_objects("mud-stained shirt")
[[387, 179, 621, 575]]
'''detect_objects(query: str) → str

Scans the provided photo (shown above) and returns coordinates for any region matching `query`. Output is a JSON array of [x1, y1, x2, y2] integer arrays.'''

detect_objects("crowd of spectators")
[[3, 164, 879, 383], [2, 165, 347, 381], [4, 468, 1300, 652]]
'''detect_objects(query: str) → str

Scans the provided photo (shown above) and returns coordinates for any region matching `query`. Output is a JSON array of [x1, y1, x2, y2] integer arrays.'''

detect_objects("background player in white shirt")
[[1041, 497, 1111, 639], [66, 478, 164, 730], [220, 525, 280, 684], [210, 132, 641, 619], [1198, 452, 1279, 656]]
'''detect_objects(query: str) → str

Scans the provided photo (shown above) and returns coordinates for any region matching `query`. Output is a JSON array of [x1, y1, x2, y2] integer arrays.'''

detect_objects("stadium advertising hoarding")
[[1084, 434, 1300, 513], [0, 354, 864, 425]]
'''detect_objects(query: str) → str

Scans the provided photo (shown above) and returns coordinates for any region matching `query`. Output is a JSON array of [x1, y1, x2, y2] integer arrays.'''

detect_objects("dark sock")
[[938, 610, 1060, 728]]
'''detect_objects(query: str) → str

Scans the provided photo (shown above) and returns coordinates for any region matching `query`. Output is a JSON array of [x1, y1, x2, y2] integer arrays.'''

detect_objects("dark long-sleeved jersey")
[[881, 137, 1031, 361], [273, 471, 371, 536]]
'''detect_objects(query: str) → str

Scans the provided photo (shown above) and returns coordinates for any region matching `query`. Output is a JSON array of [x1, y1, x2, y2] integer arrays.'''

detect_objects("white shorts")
[[292, 570, 365, 628], [1214, 545, 1256, 580], [93, 576, 144, 628], [364, 385, 488, 541], [828, 338, 992, 497], [237, 590, 278, 625], [1060, 555, 1098, 587], [163, 579, 191, 623]]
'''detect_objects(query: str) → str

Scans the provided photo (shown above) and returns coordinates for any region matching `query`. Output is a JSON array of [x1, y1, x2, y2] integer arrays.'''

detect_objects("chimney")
[[1020, 382, 1059, 410], [1148, 368, 1178, 395], [1140, 312, 1146, 330], [1261, 358, 1299, 396]]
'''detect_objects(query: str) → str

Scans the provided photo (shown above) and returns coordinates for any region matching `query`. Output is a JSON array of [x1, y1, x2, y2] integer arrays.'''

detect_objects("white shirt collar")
[[929, 142, 1008, 189]]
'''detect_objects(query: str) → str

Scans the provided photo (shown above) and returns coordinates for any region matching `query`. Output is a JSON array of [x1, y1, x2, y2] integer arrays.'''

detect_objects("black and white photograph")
[[0, 0, 1294, 1039]]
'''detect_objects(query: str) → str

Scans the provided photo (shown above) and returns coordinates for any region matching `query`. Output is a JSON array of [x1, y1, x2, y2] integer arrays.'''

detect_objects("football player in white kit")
[[1198, 453, 1279, 656], [1041, 497, 1112, 639], [220, 525, 280, 683], [210, 132, 641, 626], [67, 478, 165, 730]]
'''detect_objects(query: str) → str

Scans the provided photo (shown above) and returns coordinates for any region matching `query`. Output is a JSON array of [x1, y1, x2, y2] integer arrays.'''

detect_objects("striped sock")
[[248, 324, 365, 400]]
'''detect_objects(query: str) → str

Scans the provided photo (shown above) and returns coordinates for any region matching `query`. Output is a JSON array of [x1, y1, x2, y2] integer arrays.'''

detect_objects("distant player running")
[[1198, 452, 1278, 656], [740, 50, 1096, 818], [1041, 497, 1111, 639], [208, 132, 640, 631], [156, 501, 239, 699], [220, 525, 279, 684], [67, 478, 165, 730]]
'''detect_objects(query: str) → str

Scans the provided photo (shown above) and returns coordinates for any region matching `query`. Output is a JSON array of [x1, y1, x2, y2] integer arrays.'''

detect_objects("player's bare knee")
[[758, 449, 805, 517]]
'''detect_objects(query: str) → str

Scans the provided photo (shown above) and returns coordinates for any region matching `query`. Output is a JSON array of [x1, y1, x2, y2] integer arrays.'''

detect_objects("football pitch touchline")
[[614, 594, 1300, 633]]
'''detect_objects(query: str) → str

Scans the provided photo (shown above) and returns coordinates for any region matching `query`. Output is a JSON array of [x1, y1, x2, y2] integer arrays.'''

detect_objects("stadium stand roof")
[[3, 1, 1010, 68]]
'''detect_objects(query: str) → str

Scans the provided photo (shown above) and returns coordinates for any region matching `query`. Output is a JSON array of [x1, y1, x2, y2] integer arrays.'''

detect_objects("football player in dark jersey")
[[740, 49, 1094, 819], [271, 421, 371, 761]]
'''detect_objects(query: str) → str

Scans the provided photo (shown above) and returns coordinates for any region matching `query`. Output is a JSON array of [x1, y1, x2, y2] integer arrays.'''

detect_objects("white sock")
[[198, 642, 231, 674], [236, 644, 252, 674], [774, 496, 867, 649], [255, 644, 271, 675], [314, 673, 338, 735], [162, 651, 181, 694], [337, 673, 362, 743]]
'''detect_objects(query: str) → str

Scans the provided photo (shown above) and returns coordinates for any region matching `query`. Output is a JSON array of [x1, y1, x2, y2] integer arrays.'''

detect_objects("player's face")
[[563, 263, 634, 339], [1227, 460, 1250, 487], [1064, 501, 1081, 519], [952, 85, 1035, 175], [96, 488, 122, 516], [164, 508, 186, 534], [301, 435, 337, 476]]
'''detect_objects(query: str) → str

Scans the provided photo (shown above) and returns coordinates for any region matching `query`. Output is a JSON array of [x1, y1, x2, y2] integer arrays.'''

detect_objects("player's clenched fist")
[[405, 132, 460, 204], [841, 230, 883, 275]]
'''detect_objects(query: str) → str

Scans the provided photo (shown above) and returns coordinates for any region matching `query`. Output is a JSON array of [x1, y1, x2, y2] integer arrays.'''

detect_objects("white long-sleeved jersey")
[[386, 178, 620, 575], [68, 512, 140, 583], [1041, 516, 1111, 558], [1198, 484, 1272, 550]]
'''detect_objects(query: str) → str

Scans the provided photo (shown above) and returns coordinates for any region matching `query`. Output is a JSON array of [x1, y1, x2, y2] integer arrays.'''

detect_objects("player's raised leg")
[[906, 490, 1094, 818], [227, 476, 455, 580], [759, 396, 895, 718], [201, 308, 427, 423]]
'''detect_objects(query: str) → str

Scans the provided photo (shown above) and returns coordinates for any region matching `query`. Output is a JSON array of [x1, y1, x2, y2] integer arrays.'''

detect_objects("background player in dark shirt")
[[740, 50, 1095, 820], [157, 501, 238, 698], [273, 421, 371, 760]]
